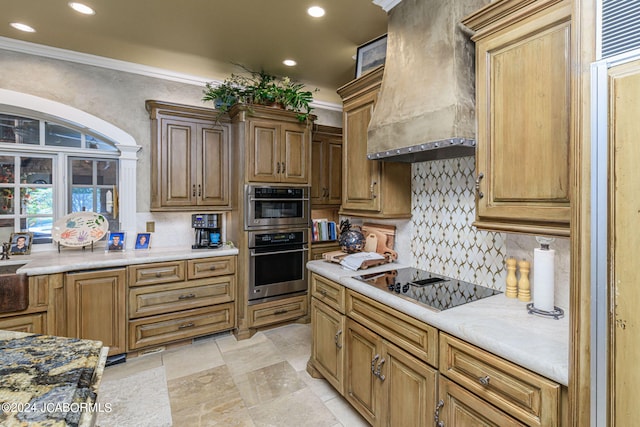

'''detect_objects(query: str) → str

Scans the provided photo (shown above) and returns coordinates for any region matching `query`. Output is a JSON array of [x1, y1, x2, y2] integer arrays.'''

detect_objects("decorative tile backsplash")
[[410, 156, 570, 309], [411, 157, 507, 289]]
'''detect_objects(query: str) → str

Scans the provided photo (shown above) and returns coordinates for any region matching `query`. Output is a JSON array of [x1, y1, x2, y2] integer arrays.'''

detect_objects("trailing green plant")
[[202, 65, 317, 122]]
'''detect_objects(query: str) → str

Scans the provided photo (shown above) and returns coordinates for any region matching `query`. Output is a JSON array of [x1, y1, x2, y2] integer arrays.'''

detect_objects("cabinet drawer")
[[439, 333, 560, 427], [128, 303, 235, 350], [346, 289, 438, 367], [129, 261, 185, 287], [128, 276, 235, 319], [311, 273, 345, 313], [248, 295, 307, 328], [0, 313, 46, 334], [187, 256, 235, 279]]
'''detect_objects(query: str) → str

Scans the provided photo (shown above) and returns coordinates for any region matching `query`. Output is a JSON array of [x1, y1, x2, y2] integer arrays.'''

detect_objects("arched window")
[[0, 89, 140, 250]]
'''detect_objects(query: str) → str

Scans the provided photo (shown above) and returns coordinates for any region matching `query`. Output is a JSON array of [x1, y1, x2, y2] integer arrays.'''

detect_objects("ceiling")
[[1, 0, 389, 103]]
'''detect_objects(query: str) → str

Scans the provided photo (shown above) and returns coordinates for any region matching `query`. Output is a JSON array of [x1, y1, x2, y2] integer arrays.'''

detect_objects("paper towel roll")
[[533, 248, 555, 312]]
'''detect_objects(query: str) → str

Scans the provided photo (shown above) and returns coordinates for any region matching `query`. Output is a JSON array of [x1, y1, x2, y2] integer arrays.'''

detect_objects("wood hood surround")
[[367, 0, 490, 162]]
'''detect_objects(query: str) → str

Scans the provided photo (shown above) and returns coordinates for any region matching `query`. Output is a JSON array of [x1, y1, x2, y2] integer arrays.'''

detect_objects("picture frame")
[[9, 232, 33, 255], [355, 34, 387, 78], [107, 231, 125, 252], [134, 233, 151, 250]]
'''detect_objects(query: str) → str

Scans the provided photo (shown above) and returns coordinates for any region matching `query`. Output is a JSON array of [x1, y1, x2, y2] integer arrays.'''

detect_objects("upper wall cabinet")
[[337, 67, 412, 219], [146, 101, 231, 211], [463, 0, 573, 236], [230, 105, 312, 185], [311, 125, 343, 207]]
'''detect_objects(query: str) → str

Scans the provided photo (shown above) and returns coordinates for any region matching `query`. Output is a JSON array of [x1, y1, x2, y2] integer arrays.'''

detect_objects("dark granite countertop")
[[0, 331, 107, 426]]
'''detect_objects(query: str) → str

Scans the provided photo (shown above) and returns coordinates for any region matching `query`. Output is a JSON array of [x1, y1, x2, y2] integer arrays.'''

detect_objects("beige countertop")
[[5, 245, 239, 276], [307, 259, 569, 386]]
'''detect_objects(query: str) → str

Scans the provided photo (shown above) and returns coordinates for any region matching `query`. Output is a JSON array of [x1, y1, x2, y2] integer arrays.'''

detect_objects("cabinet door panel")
[[282, 125, 308, 183], [438, 376, 526, 427], [473, 2, 571, 234], [327, 141, 343, 205], [311, 299, 345, 393], [345, 318, 379, 425], [66, 269, 126, 355], [0, 313, 46, 334], [199, 124, 230, 206], [381, 340, 437, 427], [248, 121, 279, 182], [310, 138, 324, 203], [162, 119, 196, 206], [342, 98, 380, 212]]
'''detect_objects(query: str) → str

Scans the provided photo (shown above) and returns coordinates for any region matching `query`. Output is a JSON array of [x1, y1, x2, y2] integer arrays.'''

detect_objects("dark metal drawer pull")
[[274, 309, 288, 315], [178, 293, 196, 300], [178, 322, 195, 329]]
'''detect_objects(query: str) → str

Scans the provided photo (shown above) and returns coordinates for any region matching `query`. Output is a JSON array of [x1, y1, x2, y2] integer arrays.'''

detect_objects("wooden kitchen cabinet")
[[345, 318, 437, 427], [146, 100, 231, 210], [230, 105, 312, 184], [311, 125, 342, 206], [463, 0, 573, 236], [0, 313, 46, 334], [308, 274, 347, 393], [337, 66, 412, 219], [439, 333, 562, 427], [127, 256, 236, 351], [65, 268, 126, 356]]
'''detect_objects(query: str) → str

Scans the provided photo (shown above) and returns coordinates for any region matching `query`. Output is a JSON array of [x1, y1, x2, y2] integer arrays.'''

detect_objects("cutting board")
[[361, 223, 397, 260], [322, 250, 394, 269]]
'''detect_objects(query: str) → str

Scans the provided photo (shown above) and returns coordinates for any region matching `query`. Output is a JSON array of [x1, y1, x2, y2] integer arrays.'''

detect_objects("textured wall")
[[0, 49, 341, 248]]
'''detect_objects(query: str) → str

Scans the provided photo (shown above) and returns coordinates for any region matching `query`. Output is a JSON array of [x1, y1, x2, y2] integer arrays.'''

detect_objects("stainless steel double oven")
[[245, 185, 310, 304]]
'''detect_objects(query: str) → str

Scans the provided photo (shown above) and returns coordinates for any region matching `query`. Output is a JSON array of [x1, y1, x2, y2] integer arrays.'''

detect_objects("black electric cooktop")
[[355, 267, 501, 312]]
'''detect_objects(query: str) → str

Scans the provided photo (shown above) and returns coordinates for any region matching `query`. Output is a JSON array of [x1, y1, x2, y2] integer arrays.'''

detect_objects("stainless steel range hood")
[[367, 0, 489, 163]]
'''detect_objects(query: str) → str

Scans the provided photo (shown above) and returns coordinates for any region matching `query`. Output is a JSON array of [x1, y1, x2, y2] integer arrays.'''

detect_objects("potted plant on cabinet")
[[202, 66, 317, 122]]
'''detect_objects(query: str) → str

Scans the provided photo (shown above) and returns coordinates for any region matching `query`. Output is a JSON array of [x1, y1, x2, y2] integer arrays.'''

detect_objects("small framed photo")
[[107, 231, 125, 252], [355, 34, 387, 78], [135, 233, 151, 250], [9, 232, 33, 255]]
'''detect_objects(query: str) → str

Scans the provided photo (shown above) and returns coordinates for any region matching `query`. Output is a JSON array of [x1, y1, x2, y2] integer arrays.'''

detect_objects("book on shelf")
[[312, 219, 337, 242]]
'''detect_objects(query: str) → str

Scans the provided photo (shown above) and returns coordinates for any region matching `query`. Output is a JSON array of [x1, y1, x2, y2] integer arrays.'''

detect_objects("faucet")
[[1, 242, 10, 260]]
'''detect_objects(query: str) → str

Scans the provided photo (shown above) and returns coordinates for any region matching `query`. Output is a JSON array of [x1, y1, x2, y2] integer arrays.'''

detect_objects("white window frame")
[[0, 89, 141, 250]]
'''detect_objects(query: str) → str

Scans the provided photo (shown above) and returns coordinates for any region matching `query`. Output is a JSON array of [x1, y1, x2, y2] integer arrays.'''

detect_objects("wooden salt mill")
[[505, 258, 518, 298], [518, 259, 531, 302]]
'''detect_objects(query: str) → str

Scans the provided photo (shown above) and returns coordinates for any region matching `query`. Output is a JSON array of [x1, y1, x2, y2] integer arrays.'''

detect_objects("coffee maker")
[[192, 213, 222, 249]]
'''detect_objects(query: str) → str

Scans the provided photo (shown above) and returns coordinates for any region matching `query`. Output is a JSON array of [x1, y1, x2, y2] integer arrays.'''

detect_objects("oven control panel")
[[249, 229, 308, 248]]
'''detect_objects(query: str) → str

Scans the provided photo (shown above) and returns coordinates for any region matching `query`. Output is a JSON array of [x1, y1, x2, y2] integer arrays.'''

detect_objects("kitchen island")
[[0, 330, 108, 427]]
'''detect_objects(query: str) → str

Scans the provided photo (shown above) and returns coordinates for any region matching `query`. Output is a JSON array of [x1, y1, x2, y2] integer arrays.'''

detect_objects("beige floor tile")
[[222, 338, 284, 377], [324, 395, 369, 427], [163, 337, 226, 380], [234, 361, 307, 407], [168, 365, 239, 408], [298, 370, 341, 403], [216, 331, 269, 354], [248, 387, 339, 427], [101, 352, 163, 382], [171, 397, 256, 427]]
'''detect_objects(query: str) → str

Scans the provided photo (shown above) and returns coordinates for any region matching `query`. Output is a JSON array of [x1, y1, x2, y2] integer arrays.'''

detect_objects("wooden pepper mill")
[[505, 258, 518, 298], [518, 259, 531, 302]]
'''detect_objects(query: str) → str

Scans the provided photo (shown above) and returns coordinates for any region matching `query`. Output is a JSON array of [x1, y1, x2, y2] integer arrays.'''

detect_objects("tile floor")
[[96, 323, 369, 427]]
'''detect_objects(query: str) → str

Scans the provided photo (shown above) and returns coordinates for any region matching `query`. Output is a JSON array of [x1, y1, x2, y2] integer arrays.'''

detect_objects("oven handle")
[[248, 197, 309, 202], [250, 246, 309, 256]]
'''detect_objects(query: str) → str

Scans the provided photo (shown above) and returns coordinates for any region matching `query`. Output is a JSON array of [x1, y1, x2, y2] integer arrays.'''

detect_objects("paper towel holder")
[[527, 236, 564, 319], [526, 303, 564, 319]]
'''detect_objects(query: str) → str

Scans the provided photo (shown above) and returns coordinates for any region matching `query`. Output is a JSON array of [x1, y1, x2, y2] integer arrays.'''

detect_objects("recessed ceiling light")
[[69, 2, 95, 15], [10, 23, 36, 33], [283, 59, 297, 67], [307, 6, 325, 18]]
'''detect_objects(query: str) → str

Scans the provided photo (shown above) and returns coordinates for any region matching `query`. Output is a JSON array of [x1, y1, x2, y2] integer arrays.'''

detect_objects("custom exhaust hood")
[[367, 0, 489, 163]]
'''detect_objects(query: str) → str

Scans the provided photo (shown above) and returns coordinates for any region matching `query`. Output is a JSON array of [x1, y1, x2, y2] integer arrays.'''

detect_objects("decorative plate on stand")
[[52, 212, 109, 247]]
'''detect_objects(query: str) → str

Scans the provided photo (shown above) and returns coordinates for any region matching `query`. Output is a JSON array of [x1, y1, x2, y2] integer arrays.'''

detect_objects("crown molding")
[[0, 36, 343, 112], [372, 0, 403, 12]]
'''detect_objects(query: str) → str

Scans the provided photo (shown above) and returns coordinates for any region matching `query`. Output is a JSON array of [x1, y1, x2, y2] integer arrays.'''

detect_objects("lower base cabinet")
[[248, 294, 308, 329], [345, 318, 436, 427], [0, 313, 46, 334], [65, 269, 127, 356], [308, 273, 566, 427], [128, 303, 234, 350]]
